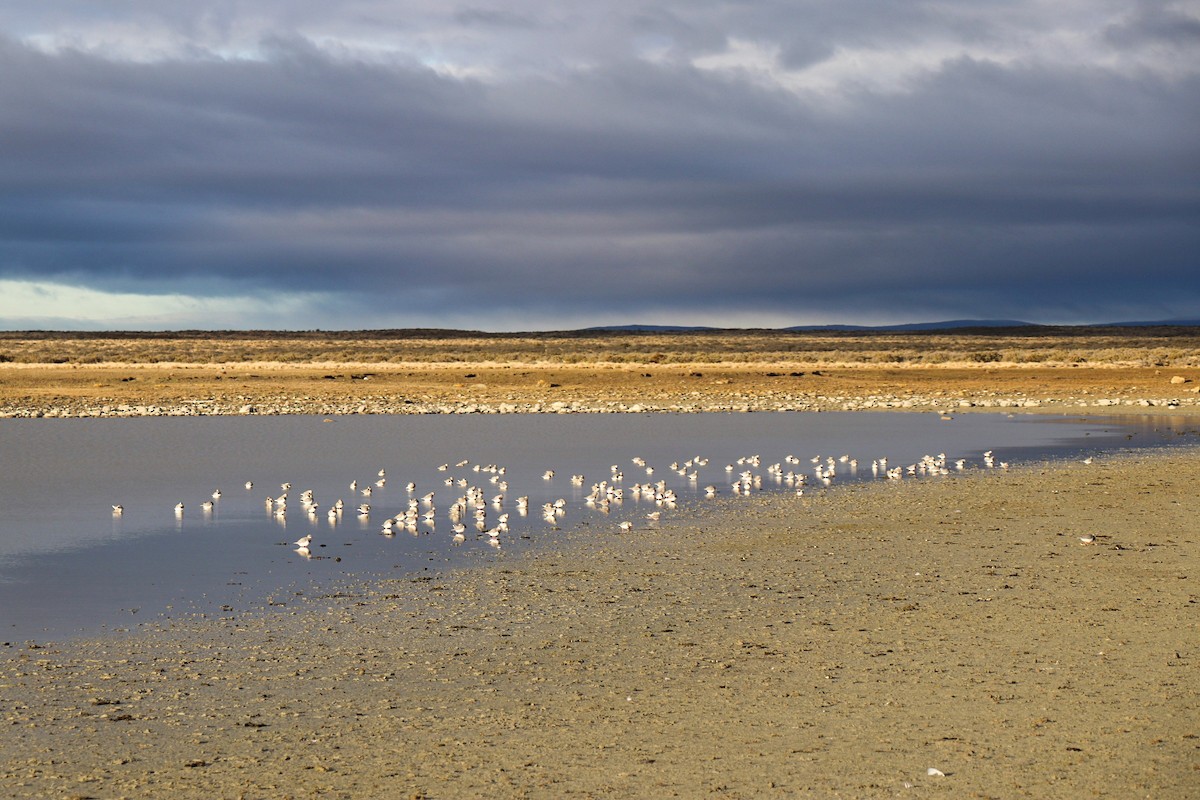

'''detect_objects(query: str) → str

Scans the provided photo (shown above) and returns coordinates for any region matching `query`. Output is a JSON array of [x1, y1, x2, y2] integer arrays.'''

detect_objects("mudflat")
[[2, 449, 1196, 798]]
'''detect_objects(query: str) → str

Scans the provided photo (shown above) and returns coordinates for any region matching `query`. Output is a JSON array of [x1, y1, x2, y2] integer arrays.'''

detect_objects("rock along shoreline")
[[3, 391, 1197, 418]]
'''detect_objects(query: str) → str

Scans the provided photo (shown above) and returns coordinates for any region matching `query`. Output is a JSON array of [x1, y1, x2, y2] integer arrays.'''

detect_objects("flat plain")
[[1, 328, 1197, 798], [2, 327, 1199, 415]]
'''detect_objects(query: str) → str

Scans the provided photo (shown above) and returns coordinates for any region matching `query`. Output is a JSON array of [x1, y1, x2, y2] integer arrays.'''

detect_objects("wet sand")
[[2, 448, 1196, 798]]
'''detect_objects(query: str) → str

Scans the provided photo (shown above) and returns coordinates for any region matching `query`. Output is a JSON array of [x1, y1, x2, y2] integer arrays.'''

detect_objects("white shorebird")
[[211, 489, 222, 500], [112, 504, 124, 515], [174, 502, 184, 514], [294, 534, 313, 548], [1079, 534, 1097, 544]]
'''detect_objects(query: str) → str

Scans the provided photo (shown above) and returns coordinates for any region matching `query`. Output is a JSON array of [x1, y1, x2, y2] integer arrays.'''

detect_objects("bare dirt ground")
[[1, 328, 1199, 415]]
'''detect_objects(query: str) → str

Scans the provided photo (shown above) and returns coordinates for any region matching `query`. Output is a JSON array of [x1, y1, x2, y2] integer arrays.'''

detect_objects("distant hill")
[[785, 319, 1037, 332], [588, 317, 1200, 334], [582, 324, 719, 332], [1096, 317, 1200, 328], [4, 318, 1196, 338], [581, 320, 1039, 333]]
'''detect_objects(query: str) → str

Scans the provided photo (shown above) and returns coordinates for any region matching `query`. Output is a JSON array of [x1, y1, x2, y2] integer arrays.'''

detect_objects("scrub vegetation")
[[3, 327, 1198, 417], [2, 326, 1199, 368]]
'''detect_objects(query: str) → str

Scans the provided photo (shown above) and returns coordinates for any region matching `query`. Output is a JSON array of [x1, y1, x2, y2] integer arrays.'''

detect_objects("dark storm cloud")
[[454, 7, 540, 29], [1105, 1, 1200, 47], [0, 1, 1198, 329]]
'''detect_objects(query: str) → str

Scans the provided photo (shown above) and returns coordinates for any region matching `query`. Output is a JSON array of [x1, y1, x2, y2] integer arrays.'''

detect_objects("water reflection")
[[0, 412, 1195, 641]]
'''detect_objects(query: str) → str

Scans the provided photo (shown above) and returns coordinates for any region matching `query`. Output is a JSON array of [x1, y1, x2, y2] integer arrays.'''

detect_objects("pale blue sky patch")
[[0, 279, 333, 330]]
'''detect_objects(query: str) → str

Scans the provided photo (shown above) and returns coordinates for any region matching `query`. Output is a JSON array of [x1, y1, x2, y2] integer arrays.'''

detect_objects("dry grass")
[[2, 327, 1199, 368], [4, 328, 1198, 414]]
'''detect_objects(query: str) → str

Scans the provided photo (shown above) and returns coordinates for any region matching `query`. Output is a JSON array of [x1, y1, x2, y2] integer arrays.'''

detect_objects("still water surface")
[[1, 412, 1195, 641]]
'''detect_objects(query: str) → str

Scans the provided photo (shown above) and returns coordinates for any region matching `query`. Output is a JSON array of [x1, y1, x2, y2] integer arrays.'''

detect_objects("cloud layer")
[[1, 1, 1197, 329]]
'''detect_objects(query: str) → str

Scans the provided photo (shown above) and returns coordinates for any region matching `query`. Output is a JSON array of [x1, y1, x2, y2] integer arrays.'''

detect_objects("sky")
[[0, 1, 1197, 331]]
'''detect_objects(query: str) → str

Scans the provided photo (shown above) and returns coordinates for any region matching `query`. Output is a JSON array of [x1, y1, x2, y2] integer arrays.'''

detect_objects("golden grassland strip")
[[1, 327, 1199, 366], [2, 329, 1199, 415]]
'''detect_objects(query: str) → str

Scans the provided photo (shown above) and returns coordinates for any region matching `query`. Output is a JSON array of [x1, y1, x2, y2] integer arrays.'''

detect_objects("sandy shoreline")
[[2, 445, 1196, 798], [2, 362, 1198, 417]]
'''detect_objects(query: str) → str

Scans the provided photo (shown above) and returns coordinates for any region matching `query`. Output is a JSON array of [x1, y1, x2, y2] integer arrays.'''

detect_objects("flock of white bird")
[[115, 448, 1033, 559]]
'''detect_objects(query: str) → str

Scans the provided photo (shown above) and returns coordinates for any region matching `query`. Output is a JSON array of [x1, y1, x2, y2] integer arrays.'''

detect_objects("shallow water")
[[1, 412, 1196, 641]]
